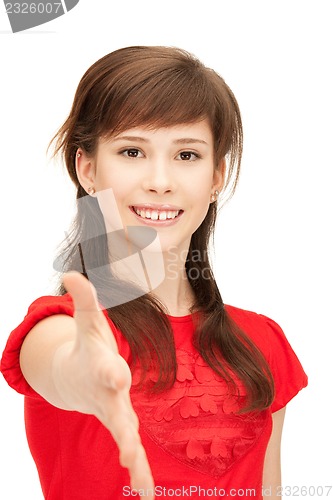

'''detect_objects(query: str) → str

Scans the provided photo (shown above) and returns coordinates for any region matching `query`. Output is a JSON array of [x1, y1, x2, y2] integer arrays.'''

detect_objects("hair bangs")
[[97, 60, 216, 139]]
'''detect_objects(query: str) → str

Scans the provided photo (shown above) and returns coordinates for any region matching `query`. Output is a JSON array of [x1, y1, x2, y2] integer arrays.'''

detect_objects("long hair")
[[50, 46, 274, 412]]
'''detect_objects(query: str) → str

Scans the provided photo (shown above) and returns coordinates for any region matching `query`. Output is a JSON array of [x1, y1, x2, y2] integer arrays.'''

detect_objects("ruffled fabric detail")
[[130, 348, 269, 477]]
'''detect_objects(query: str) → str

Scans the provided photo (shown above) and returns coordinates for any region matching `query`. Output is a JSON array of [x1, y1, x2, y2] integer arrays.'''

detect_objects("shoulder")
[[0, 294, 74, 397], [225, 304, 308, 411], [225, 303, 267, 327], [224, 303, 307, 375], [26, 294, 75, 317], [224, 303, 279, 356], [25, 294, 121, 339]]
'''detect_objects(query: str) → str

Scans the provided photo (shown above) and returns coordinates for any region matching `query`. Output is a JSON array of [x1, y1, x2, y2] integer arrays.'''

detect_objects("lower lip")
[[130, 207, 184, 226]]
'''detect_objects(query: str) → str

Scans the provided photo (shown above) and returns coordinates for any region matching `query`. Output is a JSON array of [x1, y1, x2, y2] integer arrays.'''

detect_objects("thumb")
[[62, 271, 101, 313], [62, 272, 118, 352]]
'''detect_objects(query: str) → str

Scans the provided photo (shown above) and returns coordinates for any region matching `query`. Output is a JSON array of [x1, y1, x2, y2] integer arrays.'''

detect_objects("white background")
[[0, 1, 332, 498]]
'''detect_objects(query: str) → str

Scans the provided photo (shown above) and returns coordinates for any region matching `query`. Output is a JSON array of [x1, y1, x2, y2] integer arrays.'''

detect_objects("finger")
[[98, 398, 142, 465], [97, 393, 154, 496], [130, 445, 155, 499], [118, 424, 142, 468], [99, 408, 154, 497], [62, 271, 101, 313], [117, 426, 154, 498]]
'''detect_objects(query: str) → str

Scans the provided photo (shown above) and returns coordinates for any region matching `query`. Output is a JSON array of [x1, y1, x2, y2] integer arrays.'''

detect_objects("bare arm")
[[19, 272, 154, 498], [20, 314, 76, 409], [263, 406, 286, 500]]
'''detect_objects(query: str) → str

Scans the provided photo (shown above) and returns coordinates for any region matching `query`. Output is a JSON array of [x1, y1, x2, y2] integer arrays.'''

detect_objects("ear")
[[75, 149, 96, 195], [212, 158, 226, 193]]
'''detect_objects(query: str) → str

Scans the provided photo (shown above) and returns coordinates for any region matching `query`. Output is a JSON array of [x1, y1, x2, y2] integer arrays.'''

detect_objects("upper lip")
[[131, 204, 183, 211]]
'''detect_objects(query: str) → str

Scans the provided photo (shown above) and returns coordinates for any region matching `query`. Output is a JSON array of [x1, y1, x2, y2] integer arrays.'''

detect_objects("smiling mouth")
[[131, 206, 184, 221]]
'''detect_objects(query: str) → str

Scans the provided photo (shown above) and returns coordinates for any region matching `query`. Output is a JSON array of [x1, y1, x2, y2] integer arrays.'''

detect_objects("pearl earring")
[[211, 190, 219, 202], [87, 187, 95, 195]]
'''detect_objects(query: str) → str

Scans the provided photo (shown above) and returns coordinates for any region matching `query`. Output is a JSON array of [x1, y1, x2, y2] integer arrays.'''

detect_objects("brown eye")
[[119, 148, 144, 158], [178, 151, 200, 161], [125, 149, 141, 158]]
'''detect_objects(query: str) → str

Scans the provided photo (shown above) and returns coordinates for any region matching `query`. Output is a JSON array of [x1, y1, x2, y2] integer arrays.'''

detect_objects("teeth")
[[133, 207, 180, 220]]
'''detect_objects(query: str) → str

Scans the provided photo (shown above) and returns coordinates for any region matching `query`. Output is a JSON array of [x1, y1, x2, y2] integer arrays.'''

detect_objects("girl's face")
[[77, 120, 223, 255]]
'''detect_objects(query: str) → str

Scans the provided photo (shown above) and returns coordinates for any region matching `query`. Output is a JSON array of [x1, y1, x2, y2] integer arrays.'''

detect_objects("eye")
[[120, 148, 144, 158], [177, 151, 201, 161]]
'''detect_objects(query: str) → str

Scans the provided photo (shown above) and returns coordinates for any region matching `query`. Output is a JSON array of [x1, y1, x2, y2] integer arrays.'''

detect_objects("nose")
[[142, 157, 175, 195]]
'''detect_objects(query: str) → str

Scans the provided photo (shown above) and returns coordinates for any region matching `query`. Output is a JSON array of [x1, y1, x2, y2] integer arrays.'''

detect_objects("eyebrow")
[[112, 135, 209, 146]]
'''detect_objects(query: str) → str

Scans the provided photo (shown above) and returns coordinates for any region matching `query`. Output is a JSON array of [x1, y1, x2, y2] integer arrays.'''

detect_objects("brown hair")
[[50, 46, 274, 412]]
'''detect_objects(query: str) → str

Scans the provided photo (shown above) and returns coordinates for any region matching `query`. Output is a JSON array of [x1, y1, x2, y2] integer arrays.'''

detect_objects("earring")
[[87, 186, 95, 195], [77, 151, 81, 158], [211, 190, 219, 202]]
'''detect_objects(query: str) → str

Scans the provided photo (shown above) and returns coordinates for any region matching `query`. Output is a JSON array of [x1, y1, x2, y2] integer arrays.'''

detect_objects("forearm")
[[262, 453, 281, 500], [263, 407, 286, 500]]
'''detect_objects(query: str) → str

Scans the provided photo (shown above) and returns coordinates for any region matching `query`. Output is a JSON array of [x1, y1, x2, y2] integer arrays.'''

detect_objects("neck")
[[110, 242, 196, 317], [152, 261, 195, 317]]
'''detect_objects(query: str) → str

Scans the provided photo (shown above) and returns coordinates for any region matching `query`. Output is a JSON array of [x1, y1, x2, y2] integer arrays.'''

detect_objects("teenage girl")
[[1, 46, 307, 500]]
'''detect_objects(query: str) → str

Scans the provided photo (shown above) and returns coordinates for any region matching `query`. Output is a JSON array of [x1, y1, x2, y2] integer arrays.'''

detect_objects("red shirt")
[[0, 295, 307, 499]]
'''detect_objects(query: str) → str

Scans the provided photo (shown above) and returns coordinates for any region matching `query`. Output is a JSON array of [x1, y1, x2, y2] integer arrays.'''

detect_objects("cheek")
[[95, 165, 121, 189], [95, 188, 125, 232], [195, 167, 215, 192], [188, 190, 211, 230], [190, 179, 211, 205], [95, 167, 133, 206], [102, 170, 139, 197]]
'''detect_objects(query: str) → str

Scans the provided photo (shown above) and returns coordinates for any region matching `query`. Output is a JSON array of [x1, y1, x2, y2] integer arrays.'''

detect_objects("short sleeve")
[[260, 314, 308, 413], [0, 295, 76, 398], [0, 294, 130, 399]]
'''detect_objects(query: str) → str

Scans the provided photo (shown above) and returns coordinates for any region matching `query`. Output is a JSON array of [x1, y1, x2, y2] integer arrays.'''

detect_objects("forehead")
[[101, 120, 213, 146]]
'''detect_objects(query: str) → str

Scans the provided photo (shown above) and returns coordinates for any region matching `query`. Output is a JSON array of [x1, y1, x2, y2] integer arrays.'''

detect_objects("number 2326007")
[[5, 3, 62, 14], [263, 485, 332, 497]]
